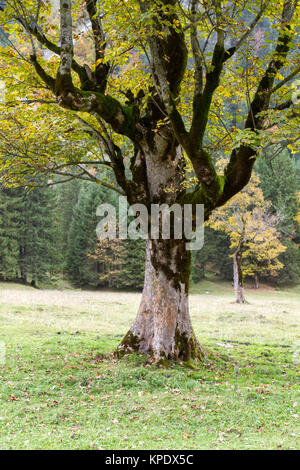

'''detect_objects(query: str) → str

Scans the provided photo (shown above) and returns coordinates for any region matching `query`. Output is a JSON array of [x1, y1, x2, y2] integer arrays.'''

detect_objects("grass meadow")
[[0, 281, 299, 450]]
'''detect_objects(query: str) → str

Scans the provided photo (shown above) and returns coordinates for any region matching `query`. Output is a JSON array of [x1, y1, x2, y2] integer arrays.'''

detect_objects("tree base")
[[117, 329, 206, 365], [116, 239, 207, 365], [235, 287, 246, 304]]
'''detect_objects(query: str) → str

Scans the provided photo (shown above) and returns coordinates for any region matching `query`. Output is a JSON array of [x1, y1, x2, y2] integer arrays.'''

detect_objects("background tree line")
[[0, 177, 146, 289], [0, 147, 299, 289]]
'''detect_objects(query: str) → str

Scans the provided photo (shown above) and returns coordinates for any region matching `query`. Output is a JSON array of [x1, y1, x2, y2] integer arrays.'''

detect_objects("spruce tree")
[[18, 186, 58, 285], [115, 239, 145, 290], [53, 179, 80, 273], [0, 185, 57, 285], [0, 188, 23, 280], [257, 149, 298, 230], [257, 148, 300, 285], [66, 180, 115, 286], [191, 227, 231, 283]]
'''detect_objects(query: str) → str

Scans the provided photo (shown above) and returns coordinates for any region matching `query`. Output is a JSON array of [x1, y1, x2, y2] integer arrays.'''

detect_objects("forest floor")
[[0, 281, 299, 450]]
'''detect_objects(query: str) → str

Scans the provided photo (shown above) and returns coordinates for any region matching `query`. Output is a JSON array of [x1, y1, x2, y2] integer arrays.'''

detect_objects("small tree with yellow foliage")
[[209, 173, 286, 303]]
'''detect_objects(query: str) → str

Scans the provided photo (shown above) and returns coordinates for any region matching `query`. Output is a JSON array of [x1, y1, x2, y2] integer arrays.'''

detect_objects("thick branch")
[[190, 0, 203, 119], [30, 55, 55, 92], [245, 0, 297, 130], [57, 0, 73, 90], [85, 0, 110, 92], [139, 0, 188, 97], [148, 36, 189, 145], [189, 27, 225, 147], [15, 13, 93, 90]]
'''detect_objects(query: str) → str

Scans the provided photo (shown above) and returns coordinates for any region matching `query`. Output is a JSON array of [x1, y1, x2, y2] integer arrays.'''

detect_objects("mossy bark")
[[118, 239, 206, 364], [116, 128, 206, 364]]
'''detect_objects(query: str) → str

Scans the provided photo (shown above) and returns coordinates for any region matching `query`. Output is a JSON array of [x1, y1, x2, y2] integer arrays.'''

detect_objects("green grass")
[[0, 281, 299, 450]]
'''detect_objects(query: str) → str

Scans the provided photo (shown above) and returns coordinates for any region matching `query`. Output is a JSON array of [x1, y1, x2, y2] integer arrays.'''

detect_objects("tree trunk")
[[253, 274, 259, 289], [117, 129, 206, 364], [233, 242, 245, 304], [118, 239, 206, 364]]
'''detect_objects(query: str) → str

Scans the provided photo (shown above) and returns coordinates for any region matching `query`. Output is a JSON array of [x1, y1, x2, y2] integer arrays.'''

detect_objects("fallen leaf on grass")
[[8, 395, 19, 401]]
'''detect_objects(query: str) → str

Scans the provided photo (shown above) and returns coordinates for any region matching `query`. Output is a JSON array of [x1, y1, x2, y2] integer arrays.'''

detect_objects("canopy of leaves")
[[0, 0, 298, 213]]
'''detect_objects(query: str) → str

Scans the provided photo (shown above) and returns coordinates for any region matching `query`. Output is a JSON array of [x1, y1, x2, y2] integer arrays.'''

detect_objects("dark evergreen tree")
[[256, 148, 298, 230], [18, 186, 58, 285], [0, 185, 57, 285], [273, 240, 300, 285], [66, 180, 115, 286], [53, 179, 80, 272], [191, 227, 231, 283], [115, 239, 145, 290], [90, 237, 145, 290], [256, 148, 300, 285], [0, 188, 23, 280]]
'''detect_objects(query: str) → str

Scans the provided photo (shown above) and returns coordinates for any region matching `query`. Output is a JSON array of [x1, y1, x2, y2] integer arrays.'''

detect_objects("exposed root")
[[116, 329, 207, 366]]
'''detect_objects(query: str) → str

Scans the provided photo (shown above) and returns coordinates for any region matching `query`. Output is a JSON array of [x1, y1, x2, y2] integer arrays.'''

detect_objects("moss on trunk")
[[116, 239, 206, 365]]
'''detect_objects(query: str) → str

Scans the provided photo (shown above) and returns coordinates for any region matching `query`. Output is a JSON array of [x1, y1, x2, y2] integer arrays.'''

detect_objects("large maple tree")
[[0, 0, 299, 363]]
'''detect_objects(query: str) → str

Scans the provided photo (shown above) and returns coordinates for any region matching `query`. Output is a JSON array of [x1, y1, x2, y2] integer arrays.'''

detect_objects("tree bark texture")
[[119, 239, 206, 363], [233, 242, 245, 304]]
